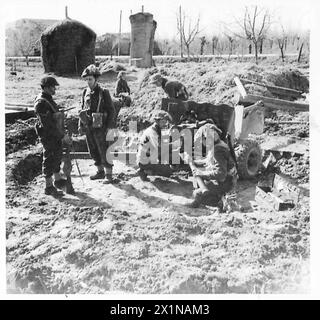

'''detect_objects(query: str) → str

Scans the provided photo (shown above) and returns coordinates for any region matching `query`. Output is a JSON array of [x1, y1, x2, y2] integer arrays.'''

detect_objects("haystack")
[[41, 19, 96, 76]]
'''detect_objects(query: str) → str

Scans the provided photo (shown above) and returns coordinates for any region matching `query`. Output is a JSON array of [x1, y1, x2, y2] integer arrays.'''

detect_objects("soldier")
[[114, 71, 132, 107], [136, 110, 173, 181], [34, 76, 66, 196], [184, 123, 238, 208], [150, 73, 189, 101], [78, 64, 116, 183]]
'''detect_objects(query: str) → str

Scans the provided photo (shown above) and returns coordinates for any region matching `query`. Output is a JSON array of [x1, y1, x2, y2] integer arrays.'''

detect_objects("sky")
[[0, 0, 314, 38]]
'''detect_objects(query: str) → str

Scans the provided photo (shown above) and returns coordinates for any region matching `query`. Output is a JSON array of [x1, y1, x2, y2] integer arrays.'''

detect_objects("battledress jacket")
[[79, 84, 116, 129], [115, 78, 131, 96], [161, 78, 189, 100], [136, 123, 162, 165], [34, 91, 62, 139], [195, 141, 236, 183]]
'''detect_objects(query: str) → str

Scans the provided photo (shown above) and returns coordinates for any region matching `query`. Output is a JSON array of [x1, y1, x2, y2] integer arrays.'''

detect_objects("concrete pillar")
[[129, 12, 157, 68]]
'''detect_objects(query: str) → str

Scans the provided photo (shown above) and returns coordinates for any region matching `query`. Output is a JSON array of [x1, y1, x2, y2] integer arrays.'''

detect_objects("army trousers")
[[194, 175, 235, 206], [85, 127, 112, 168], [40, 136, 63, 178]]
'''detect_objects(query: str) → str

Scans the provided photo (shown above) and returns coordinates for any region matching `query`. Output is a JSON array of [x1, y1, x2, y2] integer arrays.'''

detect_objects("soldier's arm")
[[115, 80, 120, 96], [103, 89, 116, 128], [125, 80, 131, 95], [78, 89, 86, 130], [35, 101, 61, 138], [182, 85, 189, 100]]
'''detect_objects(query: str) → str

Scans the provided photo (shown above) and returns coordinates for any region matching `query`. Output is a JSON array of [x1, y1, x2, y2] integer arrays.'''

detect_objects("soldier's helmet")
[[117, 71, 125, 79], [150, 73, 164, 85], [40, 76, 59, 88], [194, 123, 222, 148], [81, 64, 101, 78], [152, 110, 173, 122]]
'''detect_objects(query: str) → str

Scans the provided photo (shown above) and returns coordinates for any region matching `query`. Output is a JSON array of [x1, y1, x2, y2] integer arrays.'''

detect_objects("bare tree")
[[177, 7, 201, 58], [211, 36, 219, 55], [12, 20, 42, 66], [199, 36, 207, 55], [228, 6, 271, 63], [276, 25, 287, 62]]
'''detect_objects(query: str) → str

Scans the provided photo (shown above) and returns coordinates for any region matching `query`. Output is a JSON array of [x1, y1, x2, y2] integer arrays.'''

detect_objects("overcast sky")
[[0, 0, 314, 38]]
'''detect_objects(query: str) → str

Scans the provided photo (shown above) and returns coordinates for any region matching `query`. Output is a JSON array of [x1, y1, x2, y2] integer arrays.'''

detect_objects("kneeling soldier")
[[136, 110, 173, 181], [185, 123, 237, 208]]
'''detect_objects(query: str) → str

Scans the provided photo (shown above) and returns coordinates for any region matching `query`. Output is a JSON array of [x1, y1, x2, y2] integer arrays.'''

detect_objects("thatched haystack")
[[41, 19, 96, 76]]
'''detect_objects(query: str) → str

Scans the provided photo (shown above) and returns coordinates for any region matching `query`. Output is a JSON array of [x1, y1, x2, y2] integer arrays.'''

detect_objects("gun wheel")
[[235, 139, 262, 179]]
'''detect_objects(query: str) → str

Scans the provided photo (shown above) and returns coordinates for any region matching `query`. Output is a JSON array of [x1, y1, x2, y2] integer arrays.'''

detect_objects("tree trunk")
[[212, 43, 215, 55], [179, 6, 183, 58], [249, 43, 252, 54], [254, 42, 258, 64], [186, 45, 190, 58], [25, 56, 29, 66], [280, 47, 285, 62], [298, 42, 304, 62], [259, 39, 263, 54]]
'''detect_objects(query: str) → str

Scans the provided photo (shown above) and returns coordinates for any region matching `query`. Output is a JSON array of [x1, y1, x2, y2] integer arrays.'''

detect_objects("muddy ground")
[[5, 58, 310, 294]]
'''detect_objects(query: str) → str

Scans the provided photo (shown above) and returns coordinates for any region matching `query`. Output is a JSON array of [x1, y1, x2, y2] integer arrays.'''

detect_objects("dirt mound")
[[6, 145, 43, 186], [5, 119, 38, 155], [119, 60, 309, 126]]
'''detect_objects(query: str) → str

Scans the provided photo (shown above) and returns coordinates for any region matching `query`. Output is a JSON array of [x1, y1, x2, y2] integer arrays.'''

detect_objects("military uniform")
[[34, 91, 63, 180], [114, 77, 132, 107], [161, 78, 189, 101], [191, 140, 237, 207], [136, 111, 173, 180], [79, 84, 115, 176], [115, 78, 131, 96]]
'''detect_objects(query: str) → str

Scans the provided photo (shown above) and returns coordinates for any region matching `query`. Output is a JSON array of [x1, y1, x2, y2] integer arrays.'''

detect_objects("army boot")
[[53, 172, 67, 189], [185, 189, 204, 208], [90, 165, 105, 180], [45, 176, 63, 196], [137, 168, 149, 181], [103, 166, 113, 184]]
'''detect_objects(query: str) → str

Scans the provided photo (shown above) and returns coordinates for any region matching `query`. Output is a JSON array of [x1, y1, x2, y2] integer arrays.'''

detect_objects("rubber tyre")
[[235, 140, 262, 179]]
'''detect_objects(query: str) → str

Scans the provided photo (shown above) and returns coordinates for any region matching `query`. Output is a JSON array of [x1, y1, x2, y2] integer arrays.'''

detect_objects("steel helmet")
[[153, 110, 173, 122], [81, 64, 101, 78], [40, 76, 59, 88], [150, 73, 164, 85]]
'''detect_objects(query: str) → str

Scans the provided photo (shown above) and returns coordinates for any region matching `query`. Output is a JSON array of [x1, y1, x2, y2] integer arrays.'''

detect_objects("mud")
[[5, 58, 310, 294]]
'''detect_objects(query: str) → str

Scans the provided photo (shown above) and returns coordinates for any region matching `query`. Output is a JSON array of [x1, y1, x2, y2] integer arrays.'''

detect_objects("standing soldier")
[[150, 73, 189, 101], [78, 64, 116, 183], [34, 76, 66, 196]]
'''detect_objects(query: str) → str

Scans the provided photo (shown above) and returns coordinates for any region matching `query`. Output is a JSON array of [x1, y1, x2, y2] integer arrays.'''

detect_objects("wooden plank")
[[238, 93, 309, 112], [240, 78, 303, 97], [265, 120, 308, 125], [6, 102, 34, 108], [234, 77, 247, 98], [5, 106, 29, 111]]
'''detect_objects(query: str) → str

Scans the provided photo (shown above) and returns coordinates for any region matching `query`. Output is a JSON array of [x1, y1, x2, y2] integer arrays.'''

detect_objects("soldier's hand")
[[62, 134, 73, 146]]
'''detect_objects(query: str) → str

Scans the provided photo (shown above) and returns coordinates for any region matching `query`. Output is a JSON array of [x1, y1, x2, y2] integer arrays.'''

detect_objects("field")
[[5, 56, 310, 294]]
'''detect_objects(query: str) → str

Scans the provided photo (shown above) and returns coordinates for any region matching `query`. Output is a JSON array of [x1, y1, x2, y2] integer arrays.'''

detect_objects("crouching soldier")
[[150, 73, 189, 101], [184, 123, 238, 208], [114, 71, 132, 107], [136, 110, 173, 181], [34, 76, 66, 196], [78, 64, 116, 183]]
